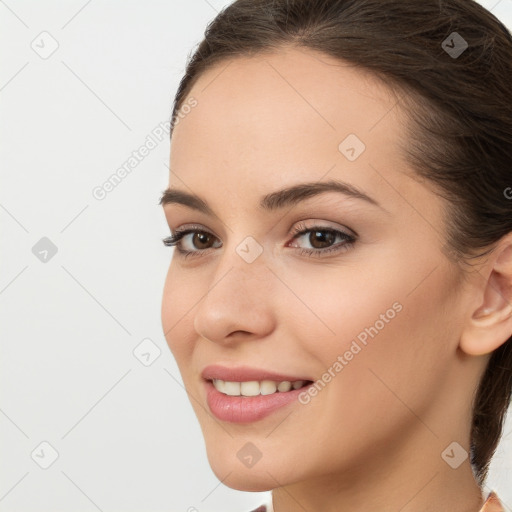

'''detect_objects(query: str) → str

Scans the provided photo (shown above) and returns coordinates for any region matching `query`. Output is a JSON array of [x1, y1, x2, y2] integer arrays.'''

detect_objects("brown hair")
[[169, 0, 512, 486]]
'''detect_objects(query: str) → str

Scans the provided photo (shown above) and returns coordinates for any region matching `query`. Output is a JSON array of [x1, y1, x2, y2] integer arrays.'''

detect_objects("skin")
[[160, 46, 512, 512]]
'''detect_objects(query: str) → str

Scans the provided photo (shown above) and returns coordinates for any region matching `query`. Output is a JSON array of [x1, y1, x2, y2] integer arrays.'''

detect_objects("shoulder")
[[247, 503, 272, 512], [479, 491, 506, 512], [246, 494, 273, 512]]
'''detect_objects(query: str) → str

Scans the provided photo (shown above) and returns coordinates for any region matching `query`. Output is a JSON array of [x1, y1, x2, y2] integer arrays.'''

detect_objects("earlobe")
[[459, 239, 512, 356]]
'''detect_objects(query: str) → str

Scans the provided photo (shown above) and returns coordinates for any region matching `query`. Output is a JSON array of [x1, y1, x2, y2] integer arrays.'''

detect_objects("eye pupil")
[[194, 232, 211, 249], [310, 230, 335, 249]]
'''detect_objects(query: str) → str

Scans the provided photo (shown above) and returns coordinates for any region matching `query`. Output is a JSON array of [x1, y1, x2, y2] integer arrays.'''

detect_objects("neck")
[[271, 430, 485, 512]]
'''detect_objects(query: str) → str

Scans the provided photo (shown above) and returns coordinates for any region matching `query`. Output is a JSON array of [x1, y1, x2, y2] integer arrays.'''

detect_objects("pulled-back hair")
[[170, 0, 512, 486]]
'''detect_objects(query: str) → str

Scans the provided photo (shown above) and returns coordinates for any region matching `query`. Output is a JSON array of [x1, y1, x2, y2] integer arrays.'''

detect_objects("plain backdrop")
[[1, 1, 511, 511]]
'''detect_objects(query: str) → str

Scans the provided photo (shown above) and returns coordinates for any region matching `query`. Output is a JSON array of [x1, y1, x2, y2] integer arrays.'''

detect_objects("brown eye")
[[191, 232, 216, 250], [307, 229, 337, 249], [162, 223, 357, 259], [288, 223, 357, 258], [162, 227, 222, 257]]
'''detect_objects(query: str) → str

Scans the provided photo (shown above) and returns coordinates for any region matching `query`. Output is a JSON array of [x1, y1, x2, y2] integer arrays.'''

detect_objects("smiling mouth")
[[209, 378, 314, 397]]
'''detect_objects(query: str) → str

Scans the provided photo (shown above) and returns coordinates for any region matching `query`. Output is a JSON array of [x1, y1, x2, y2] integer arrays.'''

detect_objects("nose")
[[193, 249, 277, 346]]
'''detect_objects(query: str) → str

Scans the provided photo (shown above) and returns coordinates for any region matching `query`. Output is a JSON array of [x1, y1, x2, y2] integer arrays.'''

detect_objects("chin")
[[212, 467, 277, 492], [205, 448, 284, 492]]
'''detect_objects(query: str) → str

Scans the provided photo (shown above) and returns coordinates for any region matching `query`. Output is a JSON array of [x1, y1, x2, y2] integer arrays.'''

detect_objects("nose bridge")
[[192, 235, 275, 343], [214, 221, 269, 279], [208, 234, 271, 306]]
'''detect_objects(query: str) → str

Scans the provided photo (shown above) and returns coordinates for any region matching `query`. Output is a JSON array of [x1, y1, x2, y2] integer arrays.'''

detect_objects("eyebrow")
[[159, 179, 385, 217]]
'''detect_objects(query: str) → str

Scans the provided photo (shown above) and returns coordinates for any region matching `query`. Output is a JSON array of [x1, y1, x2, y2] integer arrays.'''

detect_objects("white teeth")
[[260, 380, 277, 395], [240, 381, 260, 396], [212, 378, 309, 396], [277, 381, 292, 392], [216, 379, 226, 393], [223, 381, 241, 396]]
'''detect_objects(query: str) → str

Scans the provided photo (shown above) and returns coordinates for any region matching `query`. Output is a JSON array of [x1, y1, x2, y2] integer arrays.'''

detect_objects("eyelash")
[[162, 222, 356, 260]]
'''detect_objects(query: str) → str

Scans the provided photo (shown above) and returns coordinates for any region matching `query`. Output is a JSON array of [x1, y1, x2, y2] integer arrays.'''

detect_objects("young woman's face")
[[161, 47, 476, 491]]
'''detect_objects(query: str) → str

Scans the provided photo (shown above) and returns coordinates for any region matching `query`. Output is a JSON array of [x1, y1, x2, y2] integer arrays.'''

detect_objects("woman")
[[160, 0, 512, 510]]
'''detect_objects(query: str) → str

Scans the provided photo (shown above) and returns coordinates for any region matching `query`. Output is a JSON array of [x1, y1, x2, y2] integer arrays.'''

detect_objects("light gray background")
[[0, 1, 511, 511]]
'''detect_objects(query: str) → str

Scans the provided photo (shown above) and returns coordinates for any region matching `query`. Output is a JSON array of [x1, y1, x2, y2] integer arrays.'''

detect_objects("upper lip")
[[201, 364, 313, 383]]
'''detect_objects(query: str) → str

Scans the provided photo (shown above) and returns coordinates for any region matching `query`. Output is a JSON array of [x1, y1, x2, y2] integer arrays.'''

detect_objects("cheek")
[[264, 265, 458, 476], [161, 262, 199, 363], [284, 261, 407, 360], [330, 271, 456, 419], [290, 255, 459, 408]]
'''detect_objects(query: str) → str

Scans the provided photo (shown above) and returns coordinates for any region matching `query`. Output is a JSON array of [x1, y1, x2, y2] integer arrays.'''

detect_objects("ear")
[[459, 235, 512, 356]]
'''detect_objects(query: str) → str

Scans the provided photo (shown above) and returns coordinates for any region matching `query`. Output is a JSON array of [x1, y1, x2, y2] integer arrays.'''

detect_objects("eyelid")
[[290, 218, 358, 238], [172, 223, 219, 237], [163, 220, 357, 260], [169, 218, 355, 239]]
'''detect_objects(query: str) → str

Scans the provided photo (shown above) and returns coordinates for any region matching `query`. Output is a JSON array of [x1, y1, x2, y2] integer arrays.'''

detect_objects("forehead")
[[169, 46, 413, 212]]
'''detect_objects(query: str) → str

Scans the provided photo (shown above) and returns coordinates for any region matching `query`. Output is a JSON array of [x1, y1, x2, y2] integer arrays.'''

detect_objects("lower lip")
[[205, 380, 311, 423]]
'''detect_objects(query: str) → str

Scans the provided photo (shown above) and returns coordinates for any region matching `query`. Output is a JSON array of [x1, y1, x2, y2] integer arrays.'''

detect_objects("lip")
[[201, 364, 312, 383], [204, 380, 313, 423]]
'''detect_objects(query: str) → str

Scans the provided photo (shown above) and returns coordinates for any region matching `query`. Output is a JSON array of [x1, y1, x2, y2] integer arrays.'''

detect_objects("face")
[[161, 47, 474, 491]]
